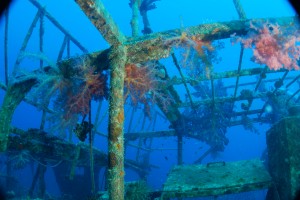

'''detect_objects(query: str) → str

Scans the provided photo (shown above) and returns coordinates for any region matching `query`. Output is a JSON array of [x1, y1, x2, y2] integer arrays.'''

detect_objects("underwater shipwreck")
[[1, 0, 300, 199]]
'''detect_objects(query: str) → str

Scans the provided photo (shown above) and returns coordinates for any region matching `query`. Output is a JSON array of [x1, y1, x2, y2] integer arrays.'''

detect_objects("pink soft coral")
[[236, 21, 300, 71]]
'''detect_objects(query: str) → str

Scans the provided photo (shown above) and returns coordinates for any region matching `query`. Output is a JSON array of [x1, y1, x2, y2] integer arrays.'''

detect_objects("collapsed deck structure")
[[0, 0, 300, 199]]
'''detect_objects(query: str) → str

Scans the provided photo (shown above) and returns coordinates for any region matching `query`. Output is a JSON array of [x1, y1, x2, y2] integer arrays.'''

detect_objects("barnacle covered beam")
[[233, 0, 247, 20], [107, 45, 127, 200], [7, 128, 147, 173], [169, 67, 287, 85], [0, 77, 37, 151], [126, 130, 177, 140], [124, 16, 297, 64], [125, 114, 268, 140], [124, 21, 242, 63], [67, 16, 296, 69], [75, 0, 126, 45], [178, 92, 270, 108], [53, 15, 296, 73], [29, 0, 88, 53]]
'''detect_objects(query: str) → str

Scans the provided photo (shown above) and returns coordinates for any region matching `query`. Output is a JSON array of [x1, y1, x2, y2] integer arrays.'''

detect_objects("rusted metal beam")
[[107, 45, 127, 200], [286, 88, 300, 103], [258, 71, 290, 118], [125, 115, 269, 140], [8, 128, 147, 173], [233, 46, 244, 98], [286, 74, 300, 88], [75, 0, 126, 45], [230, 117, 269, 126], [172, 53, 194, 108], [125, 20, 245, 64], [170, 67, 288, 86], [178, 92, 270, 108], [233, 109, 262, 116], [254, 66, 268, 92], [233, 0, 247, 20], [223, 76, 297, 90], [61, 16, 296, 69], [29, 0, 88, 53], [130, 0, 139, 37], [124, 16, 296, 64], [126, 130, 177, 140], [14, 9, 41, 71]]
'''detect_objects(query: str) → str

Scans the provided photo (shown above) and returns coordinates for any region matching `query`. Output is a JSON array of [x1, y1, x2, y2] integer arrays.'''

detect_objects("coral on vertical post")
[[108, 45, 127, 200]]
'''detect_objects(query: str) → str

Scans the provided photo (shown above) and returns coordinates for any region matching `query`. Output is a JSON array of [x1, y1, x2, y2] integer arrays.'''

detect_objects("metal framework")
[[0, 0, 299, 199]]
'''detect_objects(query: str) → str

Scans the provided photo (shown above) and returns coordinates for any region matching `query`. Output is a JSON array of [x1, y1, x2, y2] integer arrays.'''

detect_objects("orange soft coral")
[[124, 63, 154, 104], [124, 62, 172, 116]]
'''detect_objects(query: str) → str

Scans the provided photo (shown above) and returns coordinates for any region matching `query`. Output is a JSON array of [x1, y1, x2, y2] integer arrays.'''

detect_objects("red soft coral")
[[64, 67, 108, 118]]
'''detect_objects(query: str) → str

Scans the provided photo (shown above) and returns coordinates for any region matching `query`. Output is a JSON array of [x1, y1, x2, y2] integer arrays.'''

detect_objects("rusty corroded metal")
[[169, 67, 287, 86], [75, 0, 126, 45], [130, 0, 139, 37], [63, 16, 297, 69], [125, 16, 296, 63], [49, 15, 296, 74], [108, 45, 127, 200], [233, 0, 247, 20], [178, 91, 270, 108], [7, 128, 146, 172], [29, 0, 87, 52]]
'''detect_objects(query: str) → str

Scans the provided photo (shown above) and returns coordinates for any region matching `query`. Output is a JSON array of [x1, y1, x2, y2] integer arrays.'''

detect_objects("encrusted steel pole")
[[108, 45, 127, 200], [75, 1, 128, 198], [233, 0, 247, 20], [130, 0, 139, 37]]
